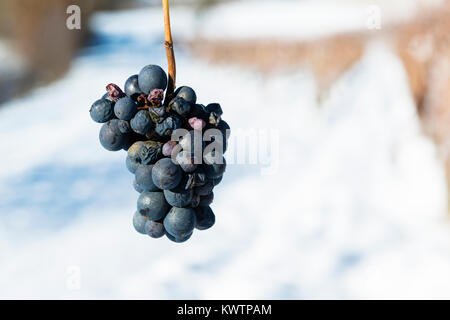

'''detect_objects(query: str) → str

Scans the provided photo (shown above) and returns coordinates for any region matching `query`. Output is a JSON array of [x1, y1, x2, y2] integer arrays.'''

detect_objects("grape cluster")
[[89, 64, 230, 243]]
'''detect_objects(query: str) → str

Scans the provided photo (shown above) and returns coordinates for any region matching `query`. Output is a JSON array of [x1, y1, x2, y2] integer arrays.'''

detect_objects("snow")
[[0, 2, 449, 299]]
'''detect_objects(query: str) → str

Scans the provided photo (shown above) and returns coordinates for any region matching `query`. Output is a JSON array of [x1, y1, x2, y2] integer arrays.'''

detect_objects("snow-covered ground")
[[0, 2, 449, 299]]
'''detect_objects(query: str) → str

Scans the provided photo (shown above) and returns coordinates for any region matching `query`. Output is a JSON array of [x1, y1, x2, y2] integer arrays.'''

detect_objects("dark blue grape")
[[124, 74, 142, 100], [127, 157, 138, 174], [211, 175, 223, 186], [148, 106, 167, 124], [133, 211, 148, 234], [163, 188, 194, 207], [191, 193, 201, 208], [166, 231, 193, 243], [205, 119, 230, 153], [213, 119, 230, 153], [152, 158, 182, 190], [204, 156, 226, 179], [114, 97, 138, 120], [187, 167, 207, 188], [137, 191, 170, 221], [169, 97, 191, 117], [217, 119, 230, 136], [189, 104, 209, 121], [90, 99, 114, 123], [173, 173, 194, 192], [139, 140, 163, 165], [194, 206, 215, 231], [195, 181, 214, 196], [126, 141, 143, 174], [145, 220, 165, 238], [155, 115, 182, 137], [118, 120, 131, 133], [163, 207, 196, 238], [135, 164, 160, 192], [206, 103, 223, 126], [130, 110, 152, 135], [199, 192, 214, 206], [174, 86, 197, 104], [138, 65, 167, 94], [133, 179, 144, 193], [99, 119, 129, 151], [205, 103, 223, 116]]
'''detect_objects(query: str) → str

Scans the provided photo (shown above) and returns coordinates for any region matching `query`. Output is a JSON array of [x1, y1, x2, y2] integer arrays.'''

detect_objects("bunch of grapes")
[[89, 64, 230, 243]]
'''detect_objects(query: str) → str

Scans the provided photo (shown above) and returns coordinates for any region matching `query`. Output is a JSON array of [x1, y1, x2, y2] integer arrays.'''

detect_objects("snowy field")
[[0, 2, 450, 299]]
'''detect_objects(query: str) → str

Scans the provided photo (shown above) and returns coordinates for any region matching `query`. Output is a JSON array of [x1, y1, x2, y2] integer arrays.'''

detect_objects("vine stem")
[[163, 0, 176, 103]]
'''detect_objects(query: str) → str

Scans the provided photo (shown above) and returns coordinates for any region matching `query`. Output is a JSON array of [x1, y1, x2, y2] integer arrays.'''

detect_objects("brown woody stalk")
[[163, 0, 176, 104]]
